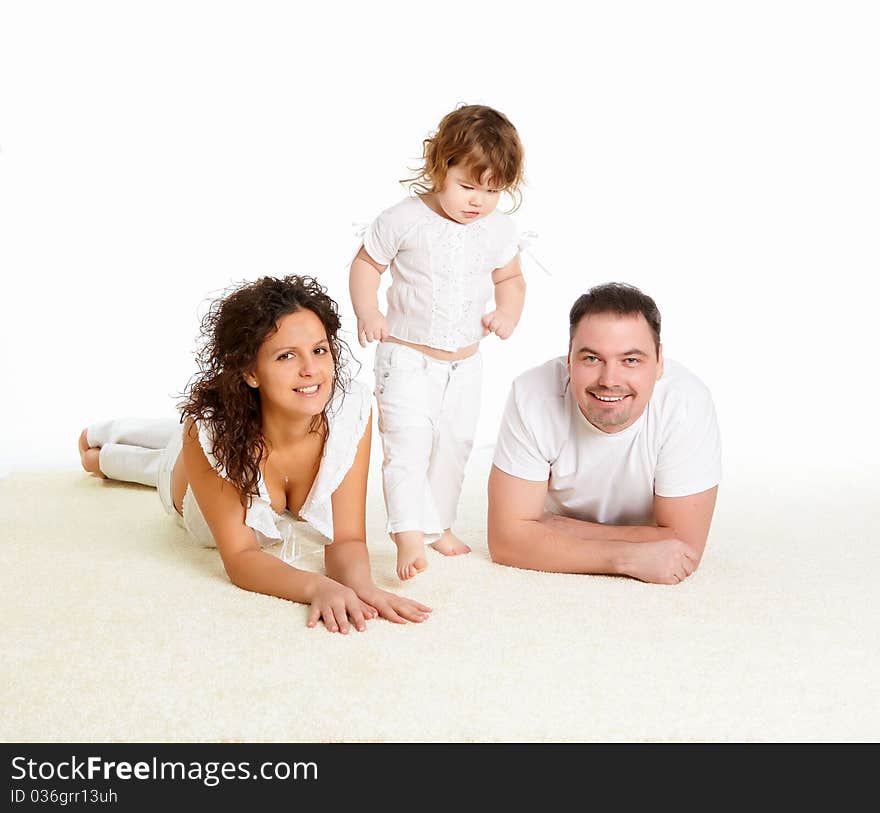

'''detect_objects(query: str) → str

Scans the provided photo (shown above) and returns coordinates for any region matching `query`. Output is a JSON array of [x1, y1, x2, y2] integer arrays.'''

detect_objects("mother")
[[79, 275, 431, 633]]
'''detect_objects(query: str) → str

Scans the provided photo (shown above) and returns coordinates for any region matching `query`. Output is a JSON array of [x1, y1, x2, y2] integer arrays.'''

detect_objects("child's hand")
[[357, 310, 388, 347], [482, 308, 518, 340]]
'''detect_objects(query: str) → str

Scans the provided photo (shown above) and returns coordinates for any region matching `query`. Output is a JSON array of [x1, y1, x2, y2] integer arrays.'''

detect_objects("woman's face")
[[247, 309, 335, 419]]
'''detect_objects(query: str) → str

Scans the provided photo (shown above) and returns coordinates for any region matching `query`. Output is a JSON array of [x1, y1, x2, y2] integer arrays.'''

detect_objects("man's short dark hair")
[[569, 283, 662, 356]]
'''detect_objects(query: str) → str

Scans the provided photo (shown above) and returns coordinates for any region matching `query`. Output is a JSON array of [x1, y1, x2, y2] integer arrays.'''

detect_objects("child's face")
[[435, 165, 503, 224]]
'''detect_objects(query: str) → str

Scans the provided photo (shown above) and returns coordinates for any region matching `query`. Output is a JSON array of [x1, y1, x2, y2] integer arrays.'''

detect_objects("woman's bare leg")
[[78, 428, 106, 477]]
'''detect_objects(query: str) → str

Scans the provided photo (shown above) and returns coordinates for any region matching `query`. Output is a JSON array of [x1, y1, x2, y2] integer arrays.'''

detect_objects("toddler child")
[[349, 104, 527, 580]]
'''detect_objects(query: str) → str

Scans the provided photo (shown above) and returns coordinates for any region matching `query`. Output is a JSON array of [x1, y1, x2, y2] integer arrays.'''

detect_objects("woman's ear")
[[242, 371, 259, 388]]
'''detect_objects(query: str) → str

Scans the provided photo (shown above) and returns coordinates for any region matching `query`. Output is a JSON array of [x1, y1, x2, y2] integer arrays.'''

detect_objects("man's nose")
[[597, 363, 620, 388]]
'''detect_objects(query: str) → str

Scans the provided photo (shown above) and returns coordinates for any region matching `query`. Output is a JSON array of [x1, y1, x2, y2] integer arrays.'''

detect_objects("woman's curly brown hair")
[[179, 275, 349, 507]]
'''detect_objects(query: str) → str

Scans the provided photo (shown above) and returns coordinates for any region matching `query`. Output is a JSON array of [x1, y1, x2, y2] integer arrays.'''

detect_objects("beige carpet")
[[2, 447, 878, 743]]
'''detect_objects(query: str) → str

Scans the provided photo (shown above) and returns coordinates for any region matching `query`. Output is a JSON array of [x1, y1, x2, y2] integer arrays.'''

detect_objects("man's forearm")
[[488, 514, 636, 576], [545, 512, 668, 543]]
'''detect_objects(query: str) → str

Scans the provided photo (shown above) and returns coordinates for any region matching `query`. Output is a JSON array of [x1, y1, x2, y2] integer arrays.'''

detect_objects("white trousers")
[[86, 417, 183, 521], [374, 342, 482, 542]]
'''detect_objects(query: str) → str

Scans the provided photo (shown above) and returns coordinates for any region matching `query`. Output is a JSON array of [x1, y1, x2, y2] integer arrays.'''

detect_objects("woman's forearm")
[[224, 547, 323, 603], [324, 540, 374, 590]]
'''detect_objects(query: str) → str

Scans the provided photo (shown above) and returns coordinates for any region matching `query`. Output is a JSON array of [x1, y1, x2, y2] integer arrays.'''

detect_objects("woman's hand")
[[306, 576, 378, 634], [355, 585, 433, 624]]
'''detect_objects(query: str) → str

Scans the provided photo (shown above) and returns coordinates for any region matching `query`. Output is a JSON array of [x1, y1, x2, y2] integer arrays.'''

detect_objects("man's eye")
[[583, 356, 598, 363], [625, 358, 640, 365]]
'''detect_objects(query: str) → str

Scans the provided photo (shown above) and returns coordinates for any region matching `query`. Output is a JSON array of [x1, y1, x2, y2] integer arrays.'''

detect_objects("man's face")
[[567, 311, 663, 433]]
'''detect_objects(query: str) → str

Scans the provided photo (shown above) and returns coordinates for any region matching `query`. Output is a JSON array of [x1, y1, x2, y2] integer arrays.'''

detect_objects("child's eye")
[[460, 184, 474, 190]]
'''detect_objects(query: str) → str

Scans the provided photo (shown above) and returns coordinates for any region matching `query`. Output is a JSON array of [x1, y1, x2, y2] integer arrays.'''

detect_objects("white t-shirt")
[[363, 195, 519, 352], [492, 357, 722, 525]]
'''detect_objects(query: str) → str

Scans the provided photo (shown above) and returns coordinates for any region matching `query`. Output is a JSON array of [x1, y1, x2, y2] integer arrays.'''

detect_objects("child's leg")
[[374, 343, 444, 580], [428, 352, 482, 555], [80, 417, 179, 487]]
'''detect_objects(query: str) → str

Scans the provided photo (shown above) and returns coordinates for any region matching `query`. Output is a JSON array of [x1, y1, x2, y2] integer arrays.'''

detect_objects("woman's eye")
[[277, 352, 294, 361], [314, 347, 328, 355]]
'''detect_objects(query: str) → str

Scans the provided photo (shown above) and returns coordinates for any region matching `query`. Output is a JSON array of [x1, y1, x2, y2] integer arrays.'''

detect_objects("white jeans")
[[374, 342, 482, 543], [87, 417, 184, 523]]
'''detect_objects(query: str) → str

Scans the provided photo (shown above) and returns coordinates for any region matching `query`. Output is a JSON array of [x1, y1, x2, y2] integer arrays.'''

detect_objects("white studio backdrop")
[[1, 1, 878, 479]]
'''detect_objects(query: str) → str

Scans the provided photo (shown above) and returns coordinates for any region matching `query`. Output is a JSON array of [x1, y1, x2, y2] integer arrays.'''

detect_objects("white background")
[[1, 1, 878, 478]]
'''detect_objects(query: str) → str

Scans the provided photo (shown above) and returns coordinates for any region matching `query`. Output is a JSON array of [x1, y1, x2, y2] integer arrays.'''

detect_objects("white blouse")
[[363, 195, 520, 352], [180, 380, 372, 563]]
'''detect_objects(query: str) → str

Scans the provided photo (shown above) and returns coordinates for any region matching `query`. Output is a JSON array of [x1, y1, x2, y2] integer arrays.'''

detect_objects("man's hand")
[[357, 310, 388, 347], [621, 538, 700, 585], [482, 308, 518, 339]]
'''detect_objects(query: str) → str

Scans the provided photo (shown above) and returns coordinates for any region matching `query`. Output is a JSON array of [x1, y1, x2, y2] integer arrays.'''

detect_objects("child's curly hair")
[[179, 275, 350, 507], [404, 104, 525, 211]]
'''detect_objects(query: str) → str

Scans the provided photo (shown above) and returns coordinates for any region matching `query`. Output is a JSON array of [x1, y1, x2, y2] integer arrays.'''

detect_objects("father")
[[488, 283, 721, 585]]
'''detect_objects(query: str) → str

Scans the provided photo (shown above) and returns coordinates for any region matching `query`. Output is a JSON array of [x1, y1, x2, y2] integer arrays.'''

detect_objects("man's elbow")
[[487, 521, 522, 567], [672, 531, 708, 570]]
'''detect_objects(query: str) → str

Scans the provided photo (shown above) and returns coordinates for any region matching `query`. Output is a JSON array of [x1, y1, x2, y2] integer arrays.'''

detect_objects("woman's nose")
[[299, 356, 317, 376]]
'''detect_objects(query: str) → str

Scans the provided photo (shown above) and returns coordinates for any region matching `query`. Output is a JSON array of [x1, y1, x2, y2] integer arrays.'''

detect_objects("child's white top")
[[363, 195, 519, 352], [181, 380, 372, 563]]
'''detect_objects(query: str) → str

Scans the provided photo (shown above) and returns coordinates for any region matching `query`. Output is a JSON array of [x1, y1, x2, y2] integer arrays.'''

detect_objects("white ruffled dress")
[[178, 380, 372, 564]]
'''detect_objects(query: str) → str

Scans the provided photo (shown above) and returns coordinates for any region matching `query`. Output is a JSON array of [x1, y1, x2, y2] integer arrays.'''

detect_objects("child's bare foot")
[[430, 529, 471, 556], [78, 428, 105, 478], [393, 531, 428, 581]]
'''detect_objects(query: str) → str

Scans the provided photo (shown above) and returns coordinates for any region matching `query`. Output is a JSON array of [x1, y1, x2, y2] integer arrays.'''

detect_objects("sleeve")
[[653, 384, 722, 498], [495, 214, 520, 269], [362, 205, 403, 266], [492, 383, 552, 482]]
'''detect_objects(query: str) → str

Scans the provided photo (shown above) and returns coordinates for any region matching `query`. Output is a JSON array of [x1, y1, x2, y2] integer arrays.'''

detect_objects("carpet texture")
[[2, 448, 877, 742]]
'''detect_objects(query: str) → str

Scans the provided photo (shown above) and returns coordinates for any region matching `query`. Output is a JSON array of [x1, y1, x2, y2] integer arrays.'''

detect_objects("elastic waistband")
[[379, 341, 481, 370]]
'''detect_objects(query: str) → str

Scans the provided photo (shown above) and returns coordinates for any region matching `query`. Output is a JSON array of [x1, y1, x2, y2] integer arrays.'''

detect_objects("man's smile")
[[588, 391, 632, 404]]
